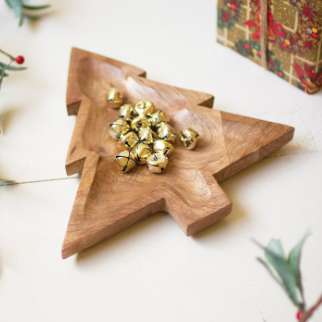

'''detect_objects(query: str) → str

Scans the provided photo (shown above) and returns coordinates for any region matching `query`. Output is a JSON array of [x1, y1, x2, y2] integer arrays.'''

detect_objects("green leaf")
[[266, 239, 285, 259], [257, 257, 283, 287], [288, 233, 309, 286], [19, 13, 24, 26], [0, 62, 27, 71], [4, 0, 14, 8], [0, 179, 16, 186], [264, 242, 302, 308], [22, 4, 50, 10], [5, 0, 50, 25], [5, 0, 22, 17], [0, 69, 9, 77]]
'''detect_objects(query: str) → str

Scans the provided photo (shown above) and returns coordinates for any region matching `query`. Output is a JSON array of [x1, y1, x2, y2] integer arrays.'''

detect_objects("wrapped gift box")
[[217, 0, 322, 94]]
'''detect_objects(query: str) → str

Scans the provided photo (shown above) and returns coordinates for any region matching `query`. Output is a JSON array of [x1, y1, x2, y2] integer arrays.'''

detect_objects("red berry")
[[244, 43, 250, 50], [282, 42, 287, 48], [296, 310, 304, 320], [278, 71, 284, 77], [312, 33, 317, 39], [15, 56, 25, 64], [231, 4, 236, 10]]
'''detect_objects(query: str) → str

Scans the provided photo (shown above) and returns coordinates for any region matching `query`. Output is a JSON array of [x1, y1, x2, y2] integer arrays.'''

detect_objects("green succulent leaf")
[[0, 62, 27, 71], [288, 233, 309, 285]]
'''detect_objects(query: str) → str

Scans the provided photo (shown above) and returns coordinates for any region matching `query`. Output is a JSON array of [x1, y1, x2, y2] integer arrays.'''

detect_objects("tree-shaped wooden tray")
[[62, 47, 294, 259]]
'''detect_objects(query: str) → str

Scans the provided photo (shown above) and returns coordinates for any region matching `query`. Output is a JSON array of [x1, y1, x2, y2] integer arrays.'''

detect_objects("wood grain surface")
[[62, 47, 294, 259]]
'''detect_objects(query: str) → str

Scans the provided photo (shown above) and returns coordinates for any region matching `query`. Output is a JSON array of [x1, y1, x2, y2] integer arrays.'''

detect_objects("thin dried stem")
[[0, 49, 15, 61], [0, 176, 78, 186], [301, 294, 322, 322]]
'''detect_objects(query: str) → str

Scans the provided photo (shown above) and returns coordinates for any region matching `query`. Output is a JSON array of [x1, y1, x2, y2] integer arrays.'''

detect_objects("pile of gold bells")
[[106, 87, 199, 174]]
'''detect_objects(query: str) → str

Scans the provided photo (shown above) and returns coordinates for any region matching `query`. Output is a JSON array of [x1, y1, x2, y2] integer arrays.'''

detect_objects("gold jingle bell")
[[147, 153, 168, 174], [118, 132, 139, 150], [134, 99, 155, 116], [131, 116, 151, 132], [109, 118, 130, 140], [180, 128, 200, 150], [114, 150, 136, 173], [106, 87, 123, 109], [153, 140, 174, 158], [119, 104, 133, 121], [132, 142, 153, 165], [138, 127, 156, 145], [157, 123, 176, 144], [149, 111, 170, 128]]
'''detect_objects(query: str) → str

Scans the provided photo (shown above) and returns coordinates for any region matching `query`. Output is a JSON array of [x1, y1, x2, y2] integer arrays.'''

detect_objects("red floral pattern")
[[246, 0, 321, 55], [292, 63, 322, 94]]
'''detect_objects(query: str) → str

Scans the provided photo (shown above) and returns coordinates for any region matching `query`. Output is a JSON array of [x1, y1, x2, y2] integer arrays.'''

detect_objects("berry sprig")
[[255, 233, 322, 322], [0, 49, 27, 90], [4, 0, 50, 26]]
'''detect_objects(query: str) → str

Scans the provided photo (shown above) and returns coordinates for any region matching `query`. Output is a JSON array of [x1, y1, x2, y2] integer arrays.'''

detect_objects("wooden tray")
[[62, 47, 294, 259]]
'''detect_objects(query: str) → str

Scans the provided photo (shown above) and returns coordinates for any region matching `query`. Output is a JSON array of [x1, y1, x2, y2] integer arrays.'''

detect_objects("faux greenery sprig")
[[0, 49, 27, 90], [255, 233, 322, 321], [0, 178, 16, 186], [5, 0, 50, 26]]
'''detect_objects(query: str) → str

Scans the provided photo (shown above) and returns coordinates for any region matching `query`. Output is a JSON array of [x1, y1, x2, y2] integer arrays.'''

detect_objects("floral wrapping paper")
[[217, 0, 322, 94]]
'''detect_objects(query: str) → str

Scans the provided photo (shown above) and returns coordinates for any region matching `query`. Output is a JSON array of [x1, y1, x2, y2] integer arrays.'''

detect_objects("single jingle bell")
[[106, 87, 123, 108], [114, 150, 136, 173], [179, 128, 199, 150], [153, 140, 174, 158], [132, 142, 153, 165], [149, 111, 170, 128], [119, 104, 133, 121], [138, 127, 156, 145], [131, 116, 151, 132], [146, 153, 168, 174], [157, 123, 176, 144], [118, 132, 139, 150], [134, 99, 155, 116], [109, 118, 130, 140]]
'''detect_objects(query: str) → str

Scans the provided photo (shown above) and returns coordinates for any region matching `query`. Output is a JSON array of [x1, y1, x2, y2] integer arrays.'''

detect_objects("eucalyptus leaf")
[[0, 62, 27, 71], [264, 244, 302, 308], [288, 233, 309, 284]]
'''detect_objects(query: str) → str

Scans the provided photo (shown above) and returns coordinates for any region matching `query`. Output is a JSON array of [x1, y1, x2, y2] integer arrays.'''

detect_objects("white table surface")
[[1, 0, 322, 321]]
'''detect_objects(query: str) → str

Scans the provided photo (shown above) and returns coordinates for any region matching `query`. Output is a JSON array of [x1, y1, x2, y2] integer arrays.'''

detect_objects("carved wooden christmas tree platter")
[[62, 47, 294, 259]]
